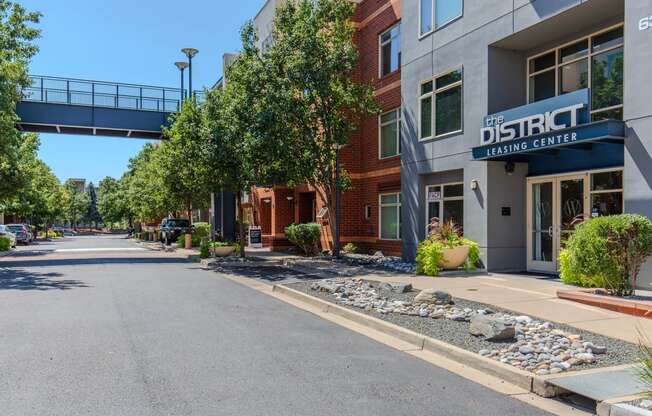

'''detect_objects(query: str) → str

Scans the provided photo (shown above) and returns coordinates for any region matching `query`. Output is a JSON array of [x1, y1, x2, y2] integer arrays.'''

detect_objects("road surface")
[[0, 235, 553, 415]]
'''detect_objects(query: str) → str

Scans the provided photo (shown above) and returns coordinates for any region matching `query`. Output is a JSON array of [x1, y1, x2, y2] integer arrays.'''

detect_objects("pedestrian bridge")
[[16, 76, 198, 139]]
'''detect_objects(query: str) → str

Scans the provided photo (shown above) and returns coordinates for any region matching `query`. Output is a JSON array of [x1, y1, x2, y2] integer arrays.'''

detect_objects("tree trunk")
[[237, 190, 246, 258]]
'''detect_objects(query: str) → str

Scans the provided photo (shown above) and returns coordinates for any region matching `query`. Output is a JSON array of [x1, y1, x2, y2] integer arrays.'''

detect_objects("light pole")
[[181, 48, 198, 100], [174, 61, 188, 105]]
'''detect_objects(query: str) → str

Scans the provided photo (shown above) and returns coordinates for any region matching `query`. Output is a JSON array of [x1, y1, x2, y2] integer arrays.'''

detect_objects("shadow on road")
[[218, 265, 324, 283], [0, 257, 192, 268], [0, 268, 87, 291]]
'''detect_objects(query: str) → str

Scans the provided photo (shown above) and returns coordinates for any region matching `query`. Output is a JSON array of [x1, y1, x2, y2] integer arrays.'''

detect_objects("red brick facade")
[[249, 0, 401, 255]]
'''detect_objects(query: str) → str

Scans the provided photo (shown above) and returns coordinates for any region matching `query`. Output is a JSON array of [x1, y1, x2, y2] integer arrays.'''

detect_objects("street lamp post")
[[181, 48, 199, 100], [174, 61, 188, 105]]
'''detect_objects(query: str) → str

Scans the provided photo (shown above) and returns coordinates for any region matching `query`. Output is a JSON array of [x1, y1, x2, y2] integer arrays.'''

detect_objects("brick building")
[[247, 0, 402, 255]]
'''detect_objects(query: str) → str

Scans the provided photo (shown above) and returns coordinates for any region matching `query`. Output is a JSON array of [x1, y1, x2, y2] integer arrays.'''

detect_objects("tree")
[[0, 1, 41, 203], [252, 0, 377, 256], [124, 143, 172, 223], [84, 182, 102, 228], [159, 100, 212, 225], [98, 176, 131, 228], [204, 85, 254, 257], [63, 179, 90, 229]]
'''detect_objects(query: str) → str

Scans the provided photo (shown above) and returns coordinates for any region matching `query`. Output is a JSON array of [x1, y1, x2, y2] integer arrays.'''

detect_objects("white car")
[[0, 225, 17, 248]]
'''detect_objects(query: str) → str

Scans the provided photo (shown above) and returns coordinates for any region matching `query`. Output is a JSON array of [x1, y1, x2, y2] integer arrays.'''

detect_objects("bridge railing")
[[22, 75, 188, 113]]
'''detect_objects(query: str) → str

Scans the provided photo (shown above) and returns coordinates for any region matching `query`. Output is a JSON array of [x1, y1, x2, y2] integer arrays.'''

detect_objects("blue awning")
[[472, 120, 625, 162]]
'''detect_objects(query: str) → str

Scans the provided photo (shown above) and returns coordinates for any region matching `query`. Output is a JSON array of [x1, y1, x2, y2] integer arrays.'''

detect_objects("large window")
[[420, 0, 463, 36], [527, 25, 624, 121], [420, 68, 463, 140], [380, 193, 401, 240], [426, 183, 464, 230], [379, 108, 401, 159], [590, 170, 623, 217], [380, 23, 401, 77]]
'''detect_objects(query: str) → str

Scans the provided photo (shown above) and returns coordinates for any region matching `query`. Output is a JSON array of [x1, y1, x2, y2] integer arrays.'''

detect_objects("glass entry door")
[[528, 179, 555, 272], [527, 174, 588, 273]]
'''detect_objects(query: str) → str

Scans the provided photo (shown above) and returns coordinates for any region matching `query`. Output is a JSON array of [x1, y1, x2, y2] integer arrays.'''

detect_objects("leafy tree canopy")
[[0, 1, 40, 202]]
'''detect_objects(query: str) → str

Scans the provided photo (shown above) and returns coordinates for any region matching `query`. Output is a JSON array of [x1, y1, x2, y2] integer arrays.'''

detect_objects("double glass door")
[[527, 174, 588, 272]]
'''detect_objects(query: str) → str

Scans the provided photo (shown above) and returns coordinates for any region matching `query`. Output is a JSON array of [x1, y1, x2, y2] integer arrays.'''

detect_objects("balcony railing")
[[22, 75, 189, 113]]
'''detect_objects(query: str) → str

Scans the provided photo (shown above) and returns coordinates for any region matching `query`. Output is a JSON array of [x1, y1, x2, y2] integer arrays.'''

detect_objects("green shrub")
[[193, 222, 210, 238], [560, 214, 652, 296], [0, 237, 10, 251], [200, 240, 211, 259], [343, 243, 357, 254], [285, 223, 321, 256], [177, 234, 202, 248], [416, 220, 480, 276]]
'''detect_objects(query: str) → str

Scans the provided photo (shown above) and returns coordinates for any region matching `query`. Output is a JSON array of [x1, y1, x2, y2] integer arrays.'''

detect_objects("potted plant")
[[416, 220, 480, 276], [211, 241, 239, 257]]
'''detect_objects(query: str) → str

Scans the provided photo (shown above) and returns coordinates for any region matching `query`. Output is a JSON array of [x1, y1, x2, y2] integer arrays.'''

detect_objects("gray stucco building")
[[401, 0, 652, 283]]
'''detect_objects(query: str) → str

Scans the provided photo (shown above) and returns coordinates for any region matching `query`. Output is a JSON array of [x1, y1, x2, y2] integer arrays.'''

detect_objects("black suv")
[[159, 218, 191, 244]]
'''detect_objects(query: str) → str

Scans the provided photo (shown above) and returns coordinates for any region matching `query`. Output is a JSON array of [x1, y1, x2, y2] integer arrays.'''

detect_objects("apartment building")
[[247, 0, 403, 255], [400, 0, 652, 282]]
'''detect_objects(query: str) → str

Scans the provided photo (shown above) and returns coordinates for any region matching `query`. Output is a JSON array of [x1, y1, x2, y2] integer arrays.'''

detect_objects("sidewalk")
[[360, 272, 652, 346]]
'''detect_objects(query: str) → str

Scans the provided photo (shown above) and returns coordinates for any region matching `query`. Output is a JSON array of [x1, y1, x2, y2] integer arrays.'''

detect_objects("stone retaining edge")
[[271, 284, 539, 394]]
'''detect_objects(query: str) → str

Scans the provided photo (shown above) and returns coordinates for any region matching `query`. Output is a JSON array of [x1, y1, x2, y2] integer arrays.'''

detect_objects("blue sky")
[[21, 0, 262, 185]]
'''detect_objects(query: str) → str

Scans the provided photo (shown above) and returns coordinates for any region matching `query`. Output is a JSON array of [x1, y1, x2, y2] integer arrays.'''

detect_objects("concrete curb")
[[271, 284, 538, 392], [597, 395, 652, 416]]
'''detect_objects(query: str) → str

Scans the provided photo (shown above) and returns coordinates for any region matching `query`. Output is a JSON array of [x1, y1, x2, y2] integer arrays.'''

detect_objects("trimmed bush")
[[560, 214, 652, 296], [177, 233, 202, 248], [193, 222, 210, 238], [285, 223, 321, 256], [0, 237, 10, 251], [199, 240, 211, 259]]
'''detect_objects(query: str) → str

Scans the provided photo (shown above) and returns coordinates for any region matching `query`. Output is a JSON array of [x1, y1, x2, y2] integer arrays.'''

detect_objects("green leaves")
[[559, 214, 652, 295], [0, 1, 41, 203]]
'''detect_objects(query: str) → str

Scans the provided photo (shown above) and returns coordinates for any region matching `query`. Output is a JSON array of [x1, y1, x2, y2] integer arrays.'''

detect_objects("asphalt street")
[[0, 235, 554, 415]]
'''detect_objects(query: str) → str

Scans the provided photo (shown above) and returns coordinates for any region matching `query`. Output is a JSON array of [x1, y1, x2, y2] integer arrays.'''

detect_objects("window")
[[380, 24, 401, 77], [590, 170, 623, 217], [379, 108, 401, 159], [379, 193, 401, 240], [426, 183, 464, 230], [527, 26, 624, 121], [420, 0, 463, 36], [420, 68, 463, 140]]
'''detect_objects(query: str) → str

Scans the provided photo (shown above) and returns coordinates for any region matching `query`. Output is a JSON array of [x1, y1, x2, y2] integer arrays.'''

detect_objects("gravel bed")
[[286, 280, 640, 372]]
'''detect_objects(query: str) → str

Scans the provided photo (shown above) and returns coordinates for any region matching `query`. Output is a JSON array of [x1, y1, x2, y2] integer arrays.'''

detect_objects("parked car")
[[6, 224, 33, 244], [159, 218, 191, 244], [0, 225, 17, 248]]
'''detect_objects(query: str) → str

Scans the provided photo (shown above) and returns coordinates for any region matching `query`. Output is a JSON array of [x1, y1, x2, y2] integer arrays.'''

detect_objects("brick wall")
[[249, 0, 402, 256]]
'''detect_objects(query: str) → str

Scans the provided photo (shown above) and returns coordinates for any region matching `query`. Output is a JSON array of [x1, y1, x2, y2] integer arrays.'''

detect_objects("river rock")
[[413, 289, 452, 305], [469, 313, 516, 341], [379, 282, 413, 293]]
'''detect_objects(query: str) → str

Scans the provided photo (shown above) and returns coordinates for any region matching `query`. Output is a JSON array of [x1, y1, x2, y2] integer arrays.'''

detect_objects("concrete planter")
[[438, 245, 470, 270], [213, 246, 236, 257]]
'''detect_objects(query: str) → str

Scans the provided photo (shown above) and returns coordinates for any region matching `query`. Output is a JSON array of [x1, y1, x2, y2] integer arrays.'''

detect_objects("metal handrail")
[[21, 75, 195, 113]]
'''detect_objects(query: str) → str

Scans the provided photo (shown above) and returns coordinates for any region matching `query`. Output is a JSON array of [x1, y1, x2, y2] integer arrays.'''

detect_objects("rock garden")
[[287, 278, 640, 375]]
